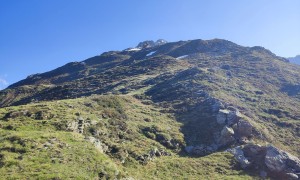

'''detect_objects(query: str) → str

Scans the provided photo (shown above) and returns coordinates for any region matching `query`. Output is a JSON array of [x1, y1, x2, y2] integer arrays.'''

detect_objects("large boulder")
[[265, 145, 300, 173], [265, 145, 288, 172], [216, 108, 242, 126]]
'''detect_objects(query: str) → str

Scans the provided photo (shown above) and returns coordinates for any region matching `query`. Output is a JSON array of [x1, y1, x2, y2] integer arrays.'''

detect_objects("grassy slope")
[[0, 95, 253, 179]]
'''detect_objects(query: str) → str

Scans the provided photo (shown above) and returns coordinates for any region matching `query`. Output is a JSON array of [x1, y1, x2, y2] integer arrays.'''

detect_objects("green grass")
[[0, 95, 255, 179], [125, 153, 255, 180]]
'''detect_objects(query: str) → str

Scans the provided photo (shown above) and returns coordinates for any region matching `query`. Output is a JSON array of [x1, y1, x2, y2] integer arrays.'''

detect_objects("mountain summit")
[[0, 39, 300, 179], [136, 39, 168, 49]]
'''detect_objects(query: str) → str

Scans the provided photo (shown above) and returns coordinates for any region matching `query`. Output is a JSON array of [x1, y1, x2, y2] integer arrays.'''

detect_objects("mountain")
[[1, 39, 300, 179], [288, 55, 300, 65]]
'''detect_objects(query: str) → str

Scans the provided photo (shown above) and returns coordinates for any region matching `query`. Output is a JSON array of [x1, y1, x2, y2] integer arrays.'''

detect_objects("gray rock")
[[286, 153, 300, 171], [216, 109, 229, 125], [227, 109, 242, 126], [265, 145, 300, 174], [218, 126, 235, 146], [207, 97, 224, 112], [247, 144, 265, 154], [136, 40, 155, 48], [226, 146, 251, 168], [86, 136, 108, 153], [67, 121, 78, 131], [265, 145, 288, 172], [236, 119, 253, 137], [67, 117, 87, 134], [155, 39, 168, 46]]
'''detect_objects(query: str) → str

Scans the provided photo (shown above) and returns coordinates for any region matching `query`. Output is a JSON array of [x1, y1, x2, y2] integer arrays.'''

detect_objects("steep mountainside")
[[1, 39, 300, 179]]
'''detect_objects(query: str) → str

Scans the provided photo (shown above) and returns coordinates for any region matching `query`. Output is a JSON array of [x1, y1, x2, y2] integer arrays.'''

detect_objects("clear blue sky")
[[0, 0, 299, 89]]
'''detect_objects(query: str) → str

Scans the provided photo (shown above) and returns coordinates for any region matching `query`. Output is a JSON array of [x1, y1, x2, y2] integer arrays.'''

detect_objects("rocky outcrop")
[[67, 116, 98, 134], [136, 39, 167, 49], [218, 126, 235, 147], [226, 146, 250, 168], [185, 97, 257, 156], [85, 136, 108, 153], [227, 144, 300, 179], [137, 148, 170, 164], [67, 116, 85, 133], [265, 146, 300, 174], [215, 107, 255, 147]]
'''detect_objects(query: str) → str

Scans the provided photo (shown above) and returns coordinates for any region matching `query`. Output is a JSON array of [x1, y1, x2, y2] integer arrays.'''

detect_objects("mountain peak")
[[136, 39, 168, 48], [288, 55, 300, 65]]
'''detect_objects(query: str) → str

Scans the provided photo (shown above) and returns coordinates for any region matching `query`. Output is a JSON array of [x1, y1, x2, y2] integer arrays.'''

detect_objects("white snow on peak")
[[146, 51, 156, 57], [176, 55, 189, 59], [126, 48, 141, 52]]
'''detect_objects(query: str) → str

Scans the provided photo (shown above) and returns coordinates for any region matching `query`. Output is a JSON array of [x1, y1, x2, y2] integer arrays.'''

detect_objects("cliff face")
[[1, 39, 300, 179]]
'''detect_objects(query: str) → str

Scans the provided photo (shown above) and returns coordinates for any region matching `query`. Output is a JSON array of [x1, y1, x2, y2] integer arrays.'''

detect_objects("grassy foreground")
[[0, 95, 254, 179]]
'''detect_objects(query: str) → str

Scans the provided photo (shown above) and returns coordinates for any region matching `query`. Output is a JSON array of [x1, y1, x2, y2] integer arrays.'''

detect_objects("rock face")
[[136, 39, 167, 49], [227, 144, 300, 179], [185, 98, 256, 155], [136, 41, 155, 49], [265, 145, 300, 173]]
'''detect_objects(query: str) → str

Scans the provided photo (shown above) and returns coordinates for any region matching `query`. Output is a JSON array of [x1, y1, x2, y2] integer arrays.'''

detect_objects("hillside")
[[1, 39, 300, 179]]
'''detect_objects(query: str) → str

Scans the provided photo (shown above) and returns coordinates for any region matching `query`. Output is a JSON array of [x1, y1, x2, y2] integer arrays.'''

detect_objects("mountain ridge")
[[1, 38, 300, 179], [288, 55, 300, 65]]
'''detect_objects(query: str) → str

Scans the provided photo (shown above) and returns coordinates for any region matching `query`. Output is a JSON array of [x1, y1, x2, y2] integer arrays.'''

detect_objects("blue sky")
[[0, 0, 299, 89]]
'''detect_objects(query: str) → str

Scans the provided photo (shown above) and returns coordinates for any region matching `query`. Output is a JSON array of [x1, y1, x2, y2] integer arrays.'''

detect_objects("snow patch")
[[146, 51, 156, 57], [126, 48, 141, 52], [176, 55, 189, 59]]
